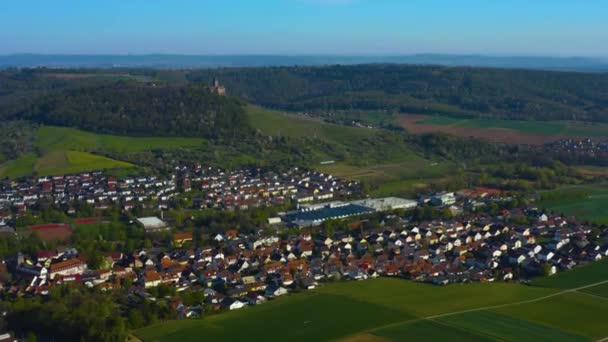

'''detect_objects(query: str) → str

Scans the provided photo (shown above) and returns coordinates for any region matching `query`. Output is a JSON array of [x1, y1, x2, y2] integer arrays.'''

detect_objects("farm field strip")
[[419, 116, 608, 136], [577, 282, 608, 300], [0, 126, 207, 178], [399, 114, 608, 145], [137, 273, 608, 341], [537, 184, 608, 225], [365, 278, 608, 337], [574, 290, 608, 301], [37, 126, 206, 154], [435, 311, 587, 342], [247, 106, 449, 191]]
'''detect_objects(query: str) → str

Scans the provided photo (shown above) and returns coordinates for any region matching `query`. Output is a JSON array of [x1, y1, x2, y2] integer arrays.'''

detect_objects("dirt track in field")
[[399, 115, 577, 145]]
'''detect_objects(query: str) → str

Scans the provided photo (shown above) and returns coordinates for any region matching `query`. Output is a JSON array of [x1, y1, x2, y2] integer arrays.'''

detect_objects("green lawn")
[[420, 116, 608, 137], [537, 184, 608, 224]]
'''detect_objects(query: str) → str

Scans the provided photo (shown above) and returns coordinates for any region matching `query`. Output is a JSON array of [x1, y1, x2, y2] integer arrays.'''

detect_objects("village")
[[0, 165, 360, 227], [547, 138, 608, 165], [0, 165, 607, 320]]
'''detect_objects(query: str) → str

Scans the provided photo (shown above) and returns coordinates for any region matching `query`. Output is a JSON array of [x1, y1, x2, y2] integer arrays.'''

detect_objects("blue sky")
[[1, 0, 607, 56]]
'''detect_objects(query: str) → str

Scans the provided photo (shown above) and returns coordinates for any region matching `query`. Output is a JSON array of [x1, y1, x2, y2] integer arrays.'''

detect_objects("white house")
[[229, 300, 247, 310]]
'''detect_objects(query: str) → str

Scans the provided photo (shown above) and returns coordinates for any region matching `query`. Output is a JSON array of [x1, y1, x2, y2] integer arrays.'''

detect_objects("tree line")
[[187, 64, 608, 122]]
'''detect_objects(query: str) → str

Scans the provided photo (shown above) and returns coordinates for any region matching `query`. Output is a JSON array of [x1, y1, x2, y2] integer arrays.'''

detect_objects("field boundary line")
[[363, 279, 608, 336], [574, 290, 608, 301]]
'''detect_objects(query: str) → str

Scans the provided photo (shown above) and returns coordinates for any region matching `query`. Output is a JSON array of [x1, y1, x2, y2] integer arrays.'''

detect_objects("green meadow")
[[135, 261, 608, 342], [0, 150, 134, 178], [0, 126, 206, 178], [537, 184, 608, 225], [420, 116, 608, 137], [532, 258, 608, 289], [247, 106, 451, 193], [37, 126, 206, 154], [247, 105, 377, 143]]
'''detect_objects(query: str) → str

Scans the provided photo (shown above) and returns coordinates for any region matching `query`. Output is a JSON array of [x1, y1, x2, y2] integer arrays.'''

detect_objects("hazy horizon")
[[2, 53, 608, 59], [2, 1, 608, 57]]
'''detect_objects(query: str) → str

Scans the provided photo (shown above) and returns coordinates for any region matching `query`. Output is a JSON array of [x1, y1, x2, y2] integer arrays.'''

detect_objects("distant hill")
[[189, 64, 608, 122], [1, 77, 249, 139], [1, 54, 608, 72]]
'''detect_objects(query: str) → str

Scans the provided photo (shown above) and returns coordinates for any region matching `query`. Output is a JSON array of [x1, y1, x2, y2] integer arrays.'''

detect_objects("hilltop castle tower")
[[210, 78, 227, 96]]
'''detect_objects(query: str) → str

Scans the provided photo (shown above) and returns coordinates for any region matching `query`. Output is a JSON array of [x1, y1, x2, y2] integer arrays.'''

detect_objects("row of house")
[[0, 166, 360, 224], [3, 199, 606, 315]]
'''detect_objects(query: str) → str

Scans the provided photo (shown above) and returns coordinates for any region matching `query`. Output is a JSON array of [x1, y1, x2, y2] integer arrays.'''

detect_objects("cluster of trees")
[[188, 65, 608, 122], [4, 286, 127, 341], [8, 81, 249, 139], [2, 282, 178, 341], [407, 132, 529, 164], [0, 121, 36, 161], [475, 161, 583, 191]]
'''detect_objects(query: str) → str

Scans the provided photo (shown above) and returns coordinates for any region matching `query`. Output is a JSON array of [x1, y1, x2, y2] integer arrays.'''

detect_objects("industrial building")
[[136, 217, 169, 232], [350, 197, 417, 212], [285, 197, 417, 228]]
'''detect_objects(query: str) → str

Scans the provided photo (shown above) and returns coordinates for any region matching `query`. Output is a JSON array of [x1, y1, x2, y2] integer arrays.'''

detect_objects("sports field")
[[537, 183, 608, 225], [400, 114, 608, 145], [136, 259, 608, 341]]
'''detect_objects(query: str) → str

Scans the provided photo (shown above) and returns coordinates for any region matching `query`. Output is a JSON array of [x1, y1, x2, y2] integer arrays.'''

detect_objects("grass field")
[[537, 184, 608, 224], [247, 107, 453, 194], [136, 260, 608, 342], [420, 116, 608, 137], [37, 126, 206, 154], [0, 150, 134, 177], [493, 292, 608, 339], [436, 311, 586, 342], [0, 126, 206, 178], [373, 319, 490, 342], [0, 153, 38, 178], [579, 283, 608, 299], [532, 258, 608, 289], [37, 151, 134, 176], [247, 106, 378, 143], [401, 114, 608, 145]]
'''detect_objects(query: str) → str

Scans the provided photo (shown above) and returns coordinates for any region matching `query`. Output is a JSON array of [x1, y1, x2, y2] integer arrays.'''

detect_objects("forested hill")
[[3, 79, 250, 139], [188, 65, 608, 122]]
